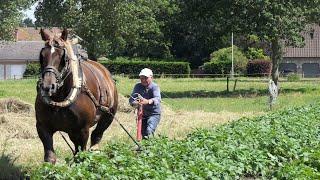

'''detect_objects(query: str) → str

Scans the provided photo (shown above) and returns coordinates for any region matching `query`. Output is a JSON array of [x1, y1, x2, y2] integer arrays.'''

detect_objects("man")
[[129, 68, 161, 139]]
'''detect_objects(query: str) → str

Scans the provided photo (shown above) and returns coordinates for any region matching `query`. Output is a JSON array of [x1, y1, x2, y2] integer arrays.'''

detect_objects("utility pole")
[[231, 32, 234, 78]]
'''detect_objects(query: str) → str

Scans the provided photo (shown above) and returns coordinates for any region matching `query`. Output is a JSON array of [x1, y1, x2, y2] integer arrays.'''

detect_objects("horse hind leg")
[[36, 122, 56, 164], [90, 113, 113, 150]]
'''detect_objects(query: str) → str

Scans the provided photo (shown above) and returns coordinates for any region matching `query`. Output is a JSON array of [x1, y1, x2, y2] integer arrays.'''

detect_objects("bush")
[[100, 60, 190, 77], [23, 63, 40, 77], [203, 46, 248, 75], [246, 59, 272, 77], [287, 73, 300, 82], [245, 48, 270, 60]]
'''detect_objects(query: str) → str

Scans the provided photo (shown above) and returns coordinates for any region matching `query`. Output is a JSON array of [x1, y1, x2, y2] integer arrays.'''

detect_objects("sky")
[[23, 2, 37, 22]]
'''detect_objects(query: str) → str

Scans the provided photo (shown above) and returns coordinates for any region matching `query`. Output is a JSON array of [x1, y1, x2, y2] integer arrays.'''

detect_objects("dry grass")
[[0, 98, 33, 114], [0, 97, 262, 168]]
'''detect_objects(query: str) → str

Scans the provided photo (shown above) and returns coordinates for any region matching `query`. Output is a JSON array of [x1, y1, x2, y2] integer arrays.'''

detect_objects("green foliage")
[[0, 0, 35, 40], [203, 46, 247, 74], [110, 56, 188, 62], [31, 103, 320, 178], [245, 48, 269, 60], [101, 60, 190, 77], [35, 0, 177, 60], [246, 59, 272, 77], [35, 0, 67, 27], [20, 18, 35, 27], [232, 0, 320, 84], [287, 73, 300, 82], [202, 60, 231, 75], [23, 63, 40, 77]]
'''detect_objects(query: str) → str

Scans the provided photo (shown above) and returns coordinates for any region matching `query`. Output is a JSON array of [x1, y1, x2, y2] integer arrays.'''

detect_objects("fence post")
[[227, 77, 229, 92], [233, 79, 238, 91]]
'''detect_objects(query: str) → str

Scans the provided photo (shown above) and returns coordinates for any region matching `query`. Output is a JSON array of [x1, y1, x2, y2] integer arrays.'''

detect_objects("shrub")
[[23, 63, 40, 77], [246, 47, 270, 60], [246, 59, 272, 77], [203, 46, 248, 75]]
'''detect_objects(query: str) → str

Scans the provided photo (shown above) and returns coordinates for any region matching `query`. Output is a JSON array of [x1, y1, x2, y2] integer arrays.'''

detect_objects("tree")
[[231, 0, 320, 85], [0, 0, 35, 40], [34, 0, 68, 27], [34, 0, 178, 60], [165, 1, 225, 67], [20, 17, 35, 27]]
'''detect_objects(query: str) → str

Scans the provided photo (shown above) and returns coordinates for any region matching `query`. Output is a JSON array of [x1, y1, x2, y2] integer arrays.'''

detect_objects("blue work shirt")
[[129, 82, 161, 116]]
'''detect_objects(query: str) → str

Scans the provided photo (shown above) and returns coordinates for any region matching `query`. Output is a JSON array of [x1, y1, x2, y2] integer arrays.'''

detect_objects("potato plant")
[[30, 103, 320, 179]]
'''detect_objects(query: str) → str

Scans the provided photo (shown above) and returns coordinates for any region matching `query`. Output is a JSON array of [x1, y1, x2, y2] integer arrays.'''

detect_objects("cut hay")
[[117, 94, 134, 113], [0, 98, 33, 114]]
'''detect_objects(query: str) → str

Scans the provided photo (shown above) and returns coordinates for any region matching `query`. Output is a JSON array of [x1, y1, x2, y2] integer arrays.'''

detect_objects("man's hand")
[[131, 100, 139, 108], [139, 98, 152, 105]]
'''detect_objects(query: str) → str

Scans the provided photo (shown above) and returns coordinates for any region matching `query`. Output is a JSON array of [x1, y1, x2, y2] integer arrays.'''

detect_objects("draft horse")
[[35, 29, 118, 164]]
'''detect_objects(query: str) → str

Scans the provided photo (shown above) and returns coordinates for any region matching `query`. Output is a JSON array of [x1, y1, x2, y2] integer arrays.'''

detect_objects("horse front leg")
[[69, 128, 89, 154], [36, 122, 56, 164]]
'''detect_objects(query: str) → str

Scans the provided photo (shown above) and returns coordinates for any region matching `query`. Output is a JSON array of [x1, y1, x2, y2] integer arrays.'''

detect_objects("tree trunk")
[[271, 38, 283, 86]]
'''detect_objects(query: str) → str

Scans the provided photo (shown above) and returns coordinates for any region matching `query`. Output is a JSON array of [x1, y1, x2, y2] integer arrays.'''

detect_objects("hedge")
[[202, 60, 232, 75], [246, 59, 272, 77], [23, 60, 191, 77], [100, 60, 190, 77]]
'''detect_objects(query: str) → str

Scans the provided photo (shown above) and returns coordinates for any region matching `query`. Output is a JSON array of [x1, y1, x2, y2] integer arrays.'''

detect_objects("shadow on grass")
[[161, 87, 318, 99], [0, 153, 25, 180], [0, 138, 27, 180]]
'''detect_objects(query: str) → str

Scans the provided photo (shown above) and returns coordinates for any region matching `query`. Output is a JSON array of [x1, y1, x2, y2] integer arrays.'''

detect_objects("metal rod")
[[113, 116, 142, 150], [59, 131, 75, 155]]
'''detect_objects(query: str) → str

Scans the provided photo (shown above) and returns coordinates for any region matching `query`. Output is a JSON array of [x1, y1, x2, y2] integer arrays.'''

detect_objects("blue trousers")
[[142, 114, 161, 138]]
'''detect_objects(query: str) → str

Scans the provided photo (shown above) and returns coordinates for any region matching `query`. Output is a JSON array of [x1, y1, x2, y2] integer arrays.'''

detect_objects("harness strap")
[[82, 83, 110, 112]]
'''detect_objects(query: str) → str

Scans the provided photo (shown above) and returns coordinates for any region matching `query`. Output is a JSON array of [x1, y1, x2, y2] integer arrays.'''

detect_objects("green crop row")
[[30, 103, 320, 179]]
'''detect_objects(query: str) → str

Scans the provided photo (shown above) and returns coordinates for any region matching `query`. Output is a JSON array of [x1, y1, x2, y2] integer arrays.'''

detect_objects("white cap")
[[139, 68, 153, 77]]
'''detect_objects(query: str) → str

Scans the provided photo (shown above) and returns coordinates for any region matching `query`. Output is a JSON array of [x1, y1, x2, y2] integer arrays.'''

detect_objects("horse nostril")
[[51, 84, 55, 90]]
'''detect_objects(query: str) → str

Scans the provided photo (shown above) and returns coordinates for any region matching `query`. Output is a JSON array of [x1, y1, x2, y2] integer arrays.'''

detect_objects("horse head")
[[39, 29, 69, 97]]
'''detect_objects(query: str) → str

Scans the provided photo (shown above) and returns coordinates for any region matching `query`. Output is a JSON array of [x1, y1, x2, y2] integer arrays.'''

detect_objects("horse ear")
[[61, 28, 68, 41], [40, 28, 51, 41]]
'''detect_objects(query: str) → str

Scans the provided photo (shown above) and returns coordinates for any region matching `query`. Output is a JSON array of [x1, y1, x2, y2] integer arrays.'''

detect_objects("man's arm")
[[150, 85, 161, 105]]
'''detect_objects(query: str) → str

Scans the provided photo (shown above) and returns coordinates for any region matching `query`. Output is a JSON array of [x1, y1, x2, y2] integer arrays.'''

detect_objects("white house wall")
[[0, 62, 27, 80]]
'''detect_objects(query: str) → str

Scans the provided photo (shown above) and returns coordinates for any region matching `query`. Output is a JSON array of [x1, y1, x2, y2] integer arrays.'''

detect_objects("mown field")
[[0, 77, 320, 179]]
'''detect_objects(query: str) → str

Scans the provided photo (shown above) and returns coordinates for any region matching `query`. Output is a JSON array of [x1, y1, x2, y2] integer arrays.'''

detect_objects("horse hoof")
[[45, 152, 57, 164], [45, 157, 56, 164], [89, 144, 100, 151]]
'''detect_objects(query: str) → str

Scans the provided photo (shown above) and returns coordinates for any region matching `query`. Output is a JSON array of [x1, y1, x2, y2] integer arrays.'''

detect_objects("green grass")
[[115, 77, 320, 112], [0, 79, 37, 104], [1, 77, 320, 113]]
